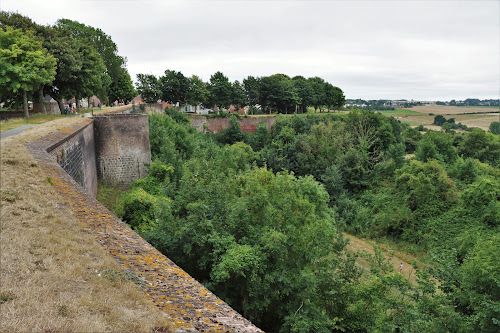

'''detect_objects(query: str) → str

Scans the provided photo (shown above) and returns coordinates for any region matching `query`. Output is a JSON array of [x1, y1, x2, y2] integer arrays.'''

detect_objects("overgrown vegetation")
[[117, 108, 500, 332]]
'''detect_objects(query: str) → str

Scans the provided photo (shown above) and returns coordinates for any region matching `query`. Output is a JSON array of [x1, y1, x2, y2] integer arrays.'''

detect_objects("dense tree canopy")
[[159, 70, 189, 106], [135, 69, 345, 114], [0, 11, 133, 113], [115, 108, 500, 332], [135, 74, 160, 103], [0, 26, 56, 118]]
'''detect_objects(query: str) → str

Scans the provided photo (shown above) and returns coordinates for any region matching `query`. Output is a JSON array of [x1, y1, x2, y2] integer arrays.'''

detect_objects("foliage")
[[187, 75, 209, 107], [459, 129, 500, 166], [216, 115, 245, 145], [208, 71, 232, 110], [56, 18, 131, 103], [0, 26, 56, 117], [117, 105, 500, 332], [135, 74, 160, 103], [159, 69, 189, 106], [489, 121, 500, 135], [109, 66, 135, 102]]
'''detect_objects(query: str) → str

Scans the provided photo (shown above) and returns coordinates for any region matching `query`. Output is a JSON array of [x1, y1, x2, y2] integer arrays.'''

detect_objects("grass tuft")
[[3, 159, 18, 165], [1, 189, 19, 202], [0, 291, 15, 304], [101, 268, 147, 288]]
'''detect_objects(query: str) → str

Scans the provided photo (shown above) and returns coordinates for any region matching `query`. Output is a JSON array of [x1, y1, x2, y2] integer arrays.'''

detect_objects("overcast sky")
[[1, 0, 499, 101]]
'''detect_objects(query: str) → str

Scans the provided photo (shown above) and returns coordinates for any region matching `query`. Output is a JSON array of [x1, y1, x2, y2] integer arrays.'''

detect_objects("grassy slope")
[[0, 115, 172, 332], [0, 106, 126, 133]]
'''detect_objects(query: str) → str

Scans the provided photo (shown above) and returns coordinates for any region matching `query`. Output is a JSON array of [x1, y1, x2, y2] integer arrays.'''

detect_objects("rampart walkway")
[[26, 119, 263, 332]]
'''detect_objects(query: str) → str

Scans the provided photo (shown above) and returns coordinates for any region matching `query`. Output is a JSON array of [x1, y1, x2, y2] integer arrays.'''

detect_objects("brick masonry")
[[25, 117, 263, 333], [93, 114, 151, 188], [188, 115, 276, 133], [47, 121, 97, 197]]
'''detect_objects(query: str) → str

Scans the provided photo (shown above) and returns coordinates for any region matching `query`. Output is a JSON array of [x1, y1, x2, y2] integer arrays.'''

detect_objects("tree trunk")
[[56, 98, 64, 115], [39, 85, 47, 114], [22, 89, 29, 119], [76, 97, 80, 112]]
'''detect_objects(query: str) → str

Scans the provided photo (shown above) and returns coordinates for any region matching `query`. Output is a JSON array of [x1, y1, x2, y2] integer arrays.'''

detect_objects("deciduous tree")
[[0, 27, 56, 118], [135, 74, 160, 103]]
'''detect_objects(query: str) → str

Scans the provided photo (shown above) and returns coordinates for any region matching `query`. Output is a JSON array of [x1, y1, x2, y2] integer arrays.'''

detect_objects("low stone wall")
[[189, 115, 276, 133], [26, 117, 263, 333]]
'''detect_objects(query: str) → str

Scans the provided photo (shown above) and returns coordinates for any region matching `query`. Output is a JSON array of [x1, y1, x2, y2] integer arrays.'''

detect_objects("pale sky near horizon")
[[1, 0, 499, 101]]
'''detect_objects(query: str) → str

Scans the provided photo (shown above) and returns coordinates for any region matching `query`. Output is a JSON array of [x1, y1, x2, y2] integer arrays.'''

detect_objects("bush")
[[117, 188, 160, 229], [489, 121, 500, 135]]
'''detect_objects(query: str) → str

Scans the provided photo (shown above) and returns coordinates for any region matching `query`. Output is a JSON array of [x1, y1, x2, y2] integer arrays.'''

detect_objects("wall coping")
[[45, 120, 94, 153], [25, 118, 263, 333]]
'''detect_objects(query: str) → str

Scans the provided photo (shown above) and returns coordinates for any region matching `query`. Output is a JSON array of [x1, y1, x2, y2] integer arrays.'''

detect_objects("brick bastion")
[[188, 115, 276, 133], [25, 116, 263, 332]]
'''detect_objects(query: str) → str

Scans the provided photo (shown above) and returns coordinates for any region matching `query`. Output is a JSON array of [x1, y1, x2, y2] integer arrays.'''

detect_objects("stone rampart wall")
[[46, 120, 98, 197], [93, 114, 151, 188], [26, 116, 263, 333], [188, 115, 276, 133]]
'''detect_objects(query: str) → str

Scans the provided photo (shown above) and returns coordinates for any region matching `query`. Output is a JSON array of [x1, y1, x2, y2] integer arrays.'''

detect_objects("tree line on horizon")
[[0, 11, 136, 118], [135, 70, 345, 114]]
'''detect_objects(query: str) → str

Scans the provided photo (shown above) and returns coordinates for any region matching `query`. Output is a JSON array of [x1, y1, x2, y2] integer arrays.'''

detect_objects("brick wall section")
[[26, 119, 264, 332], [188, 115, 276, 133], [93, 114, 151, 188], [46, 120, 98, 197]]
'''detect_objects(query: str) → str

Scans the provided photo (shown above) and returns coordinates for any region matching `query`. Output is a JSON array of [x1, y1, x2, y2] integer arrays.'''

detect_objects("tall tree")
[[292, 75, 313, 113], [324, 83, 345, 112], [0, 27, 56, 118], [135, 74, 160, 103], [56, 18, 130, 104], [259, 74, 298, 114], [243, 75, 261, 109], [108, 66, 135, 103], [187, 75, 209, 108], [308, 76, 326, 112], [208, 71, 232, 111], [231, 80, 246, 110], [159, 70, 189, 106]]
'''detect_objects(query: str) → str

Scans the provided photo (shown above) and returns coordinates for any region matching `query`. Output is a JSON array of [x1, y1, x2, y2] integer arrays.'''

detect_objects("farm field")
[[390, 105, 499, 130], [407, 105, 499, 115]]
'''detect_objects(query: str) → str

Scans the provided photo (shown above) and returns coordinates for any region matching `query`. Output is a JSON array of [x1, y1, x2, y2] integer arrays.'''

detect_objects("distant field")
[[403, 105, 499, 115], [377, 108, 422, 116]]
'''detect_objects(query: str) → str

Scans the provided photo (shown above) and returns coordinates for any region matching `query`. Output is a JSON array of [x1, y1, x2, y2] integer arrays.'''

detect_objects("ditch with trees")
[[114, 108, 500, 333]]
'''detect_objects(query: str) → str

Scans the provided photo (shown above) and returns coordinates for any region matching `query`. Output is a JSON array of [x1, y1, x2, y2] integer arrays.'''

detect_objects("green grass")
[[96, 183, 126, 214], [0, 114, 64, 133], [0, 291, 15, 304], [377, 108, 423, 116], [401, 121, 426, 126]]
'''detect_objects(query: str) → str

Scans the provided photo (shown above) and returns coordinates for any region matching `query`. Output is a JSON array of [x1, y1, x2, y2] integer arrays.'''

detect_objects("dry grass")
[[0, 106, 130, 133], [343, 233, 433, 285], [0, 115, 173, 332], [392, 108, 499, 131]]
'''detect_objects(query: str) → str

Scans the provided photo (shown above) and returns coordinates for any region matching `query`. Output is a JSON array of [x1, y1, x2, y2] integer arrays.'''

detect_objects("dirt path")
[[343, 233, 425, 284]]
